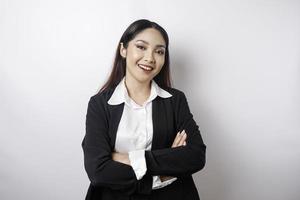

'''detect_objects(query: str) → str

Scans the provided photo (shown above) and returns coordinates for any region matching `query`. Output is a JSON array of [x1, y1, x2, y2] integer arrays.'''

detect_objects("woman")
[[82, 19, 206, 200]]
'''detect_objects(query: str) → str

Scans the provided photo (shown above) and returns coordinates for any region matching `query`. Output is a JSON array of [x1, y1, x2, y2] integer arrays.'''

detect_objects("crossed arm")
[[112, 130, 188, 182]]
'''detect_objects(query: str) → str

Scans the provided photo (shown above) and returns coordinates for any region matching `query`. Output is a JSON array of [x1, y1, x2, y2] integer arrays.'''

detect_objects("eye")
[[157, 50, 165, 55], [136, 45, 146, 50]]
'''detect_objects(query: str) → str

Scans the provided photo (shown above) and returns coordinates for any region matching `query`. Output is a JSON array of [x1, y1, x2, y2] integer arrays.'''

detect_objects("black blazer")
[[82, 86, 206, 200]]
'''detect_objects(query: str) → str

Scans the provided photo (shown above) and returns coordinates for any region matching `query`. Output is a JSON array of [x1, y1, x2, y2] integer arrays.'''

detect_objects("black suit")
[[82, 86, 206, 200]]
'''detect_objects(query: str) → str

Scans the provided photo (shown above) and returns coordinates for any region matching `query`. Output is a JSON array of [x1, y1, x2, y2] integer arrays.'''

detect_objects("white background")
[[1, 0, 299, 199]]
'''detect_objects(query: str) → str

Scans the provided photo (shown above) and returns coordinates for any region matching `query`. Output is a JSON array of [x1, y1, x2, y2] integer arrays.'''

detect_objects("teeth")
[[138, 64, 153, 71]]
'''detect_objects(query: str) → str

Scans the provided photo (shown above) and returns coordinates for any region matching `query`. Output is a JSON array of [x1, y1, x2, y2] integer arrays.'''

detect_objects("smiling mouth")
[[138, 64, 154, 71]]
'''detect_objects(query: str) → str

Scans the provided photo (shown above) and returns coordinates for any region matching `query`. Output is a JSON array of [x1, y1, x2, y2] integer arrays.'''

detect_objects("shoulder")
[[161, 87, 192, 116], [162, 86, 187, 101], [158, 86, 190, 110], [87, 87, 116, 110], [91, 87, 115, 102]]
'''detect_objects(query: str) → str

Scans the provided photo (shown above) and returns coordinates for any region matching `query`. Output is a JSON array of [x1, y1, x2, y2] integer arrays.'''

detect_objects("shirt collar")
[[108, 77, 172, 106]]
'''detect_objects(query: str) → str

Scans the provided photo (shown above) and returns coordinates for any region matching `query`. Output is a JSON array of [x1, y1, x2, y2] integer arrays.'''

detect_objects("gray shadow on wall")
[[171, 47, 231, 200]]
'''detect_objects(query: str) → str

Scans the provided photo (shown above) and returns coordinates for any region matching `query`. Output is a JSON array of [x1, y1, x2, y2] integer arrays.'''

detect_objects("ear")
[[120, 42, 127, 58]]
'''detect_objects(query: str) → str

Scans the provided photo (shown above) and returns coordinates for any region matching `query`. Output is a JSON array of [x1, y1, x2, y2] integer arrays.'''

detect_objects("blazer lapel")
[[108, 103, 124, 149]]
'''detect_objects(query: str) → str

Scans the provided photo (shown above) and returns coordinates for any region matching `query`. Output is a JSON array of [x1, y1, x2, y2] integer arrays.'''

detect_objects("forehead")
[[132, 28, 166, 47]]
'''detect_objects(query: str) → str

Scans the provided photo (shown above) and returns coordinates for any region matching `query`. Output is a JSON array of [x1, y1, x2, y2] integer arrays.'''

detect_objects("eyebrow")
[[135, 40, 166, 49]]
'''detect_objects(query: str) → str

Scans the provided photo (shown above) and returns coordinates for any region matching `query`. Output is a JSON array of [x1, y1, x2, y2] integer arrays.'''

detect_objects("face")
[[120, 28, 166, 84]]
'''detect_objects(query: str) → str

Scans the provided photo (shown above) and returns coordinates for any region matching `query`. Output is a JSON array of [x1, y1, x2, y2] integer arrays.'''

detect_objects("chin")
[[136, 76, 153, 83]]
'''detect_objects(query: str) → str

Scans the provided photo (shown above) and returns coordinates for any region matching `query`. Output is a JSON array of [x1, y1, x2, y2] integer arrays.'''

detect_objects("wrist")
[[122, 153, 131, 166]]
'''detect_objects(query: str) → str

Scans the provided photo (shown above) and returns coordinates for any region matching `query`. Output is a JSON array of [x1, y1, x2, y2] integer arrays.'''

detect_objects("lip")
[[138, 64, 154, 69]]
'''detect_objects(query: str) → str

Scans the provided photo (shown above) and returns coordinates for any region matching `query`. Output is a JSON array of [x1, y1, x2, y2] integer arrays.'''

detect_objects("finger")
[[178, 130, 186, 140], [178, 132, 187, 146], [173, 131, 185, 147], [172, 132, 182, 147]]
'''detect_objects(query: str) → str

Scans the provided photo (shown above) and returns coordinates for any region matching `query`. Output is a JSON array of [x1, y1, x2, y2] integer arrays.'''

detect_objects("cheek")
[[156, 56, 165, 67], [130, 50, 143, 61], [126, 49, 141, 63]]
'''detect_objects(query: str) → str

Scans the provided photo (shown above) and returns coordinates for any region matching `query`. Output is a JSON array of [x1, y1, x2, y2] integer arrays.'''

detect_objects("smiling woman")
[[81, 19, 206, 200], [119, 28, 167, 96]]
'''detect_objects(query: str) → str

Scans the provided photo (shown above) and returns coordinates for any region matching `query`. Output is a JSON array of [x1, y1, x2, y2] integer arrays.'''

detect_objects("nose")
[[144, 51, 156, 64]]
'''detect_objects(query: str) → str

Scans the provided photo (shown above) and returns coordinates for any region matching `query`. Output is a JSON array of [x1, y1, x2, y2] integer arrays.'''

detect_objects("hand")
[[159, 130, 187, 182], [112, 152, 131, 166], [171, 129, 187, 148]]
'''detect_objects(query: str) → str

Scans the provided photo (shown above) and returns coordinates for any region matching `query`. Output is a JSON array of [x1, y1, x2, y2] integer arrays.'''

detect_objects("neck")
[[124, 76, 151, 99]]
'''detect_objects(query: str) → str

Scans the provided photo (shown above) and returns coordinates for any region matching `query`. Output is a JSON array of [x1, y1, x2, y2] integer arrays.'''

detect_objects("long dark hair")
[[99, 19, 172, 93]]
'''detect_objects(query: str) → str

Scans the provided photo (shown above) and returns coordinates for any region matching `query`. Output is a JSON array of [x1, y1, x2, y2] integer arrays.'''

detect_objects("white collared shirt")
[[108, 77, 177, 190]]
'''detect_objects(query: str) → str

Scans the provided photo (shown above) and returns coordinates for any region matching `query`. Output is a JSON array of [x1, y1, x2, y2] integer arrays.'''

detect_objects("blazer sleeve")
[[82, 96, 153, 195], [145, 91, 206, 177]]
